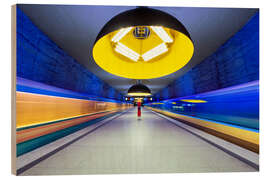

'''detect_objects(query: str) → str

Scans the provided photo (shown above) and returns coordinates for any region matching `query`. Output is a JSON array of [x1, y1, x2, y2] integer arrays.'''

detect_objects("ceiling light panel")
[[111, 27, 133, 42], [142, 43, 168, 61], [93, 8, 194, 79], [127, 92, 151, 97], [115, 42, 140, 61], [151, 26, 173, 43]]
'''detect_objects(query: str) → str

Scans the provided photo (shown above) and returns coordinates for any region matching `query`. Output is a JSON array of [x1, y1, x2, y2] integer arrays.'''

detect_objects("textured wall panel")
[[16, 7, 123, 100], [154, 12, 259, 100]]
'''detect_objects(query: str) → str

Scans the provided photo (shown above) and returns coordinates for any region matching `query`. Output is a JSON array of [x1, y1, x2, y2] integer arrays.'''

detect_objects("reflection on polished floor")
[[21, 108, 256, 175]]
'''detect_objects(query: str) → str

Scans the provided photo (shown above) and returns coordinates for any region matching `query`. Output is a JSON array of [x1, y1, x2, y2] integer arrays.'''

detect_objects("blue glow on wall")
[[154, 12, 259, 100], [16, 7, 123, 100], [16, 77, 124, 103]]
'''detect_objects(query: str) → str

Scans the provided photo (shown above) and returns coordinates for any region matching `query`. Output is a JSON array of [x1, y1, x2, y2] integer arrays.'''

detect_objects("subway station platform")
[[12, 5, 260, 176], [20, 108, 256, 175]]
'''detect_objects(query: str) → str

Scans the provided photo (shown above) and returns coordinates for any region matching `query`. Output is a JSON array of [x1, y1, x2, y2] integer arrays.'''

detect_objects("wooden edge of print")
[[11, 4, 17, 175]]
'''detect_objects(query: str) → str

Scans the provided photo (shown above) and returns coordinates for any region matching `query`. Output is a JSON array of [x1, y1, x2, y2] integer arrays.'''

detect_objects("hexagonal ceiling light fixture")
[[92, 7, 194, 79]]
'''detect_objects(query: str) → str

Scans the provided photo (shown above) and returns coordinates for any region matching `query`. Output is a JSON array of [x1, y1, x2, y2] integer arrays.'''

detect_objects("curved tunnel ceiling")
[[18, 4, 258, 95]]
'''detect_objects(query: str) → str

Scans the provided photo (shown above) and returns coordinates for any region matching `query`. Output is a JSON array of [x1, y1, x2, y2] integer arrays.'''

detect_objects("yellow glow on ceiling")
[[92, 26, 194, 79], [180, 99, 207, 103], [127, 92, 151, 97]]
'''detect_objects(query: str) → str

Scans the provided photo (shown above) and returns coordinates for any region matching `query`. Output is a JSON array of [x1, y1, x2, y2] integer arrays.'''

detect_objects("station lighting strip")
[[127, 92, 151, 97], [111, 26, 173, 62], [150, 26, 173, 43], [115, 42, 140, 61], [111, 27, 133, 43], [142, 43, 168, 61]]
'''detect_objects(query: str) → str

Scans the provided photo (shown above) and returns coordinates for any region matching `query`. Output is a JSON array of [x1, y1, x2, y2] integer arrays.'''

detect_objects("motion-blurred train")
[[147, 80, 259, 131]]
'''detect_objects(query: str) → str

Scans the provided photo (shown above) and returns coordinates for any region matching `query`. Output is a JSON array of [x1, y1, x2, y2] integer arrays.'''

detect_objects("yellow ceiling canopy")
[[127, 84, 151, 97], [92, 7, 194, 79]]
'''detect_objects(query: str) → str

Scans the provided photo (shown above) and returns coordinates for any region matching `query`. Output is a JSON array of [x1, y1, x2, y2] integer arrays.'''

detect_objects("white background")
[[1, 0, 269, 179]]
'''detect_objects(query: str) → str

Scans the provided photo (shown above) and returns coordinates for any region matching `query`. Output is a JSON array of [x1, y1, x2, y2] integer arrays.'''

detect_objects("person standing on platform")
[[137, 101, 141, 119]]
